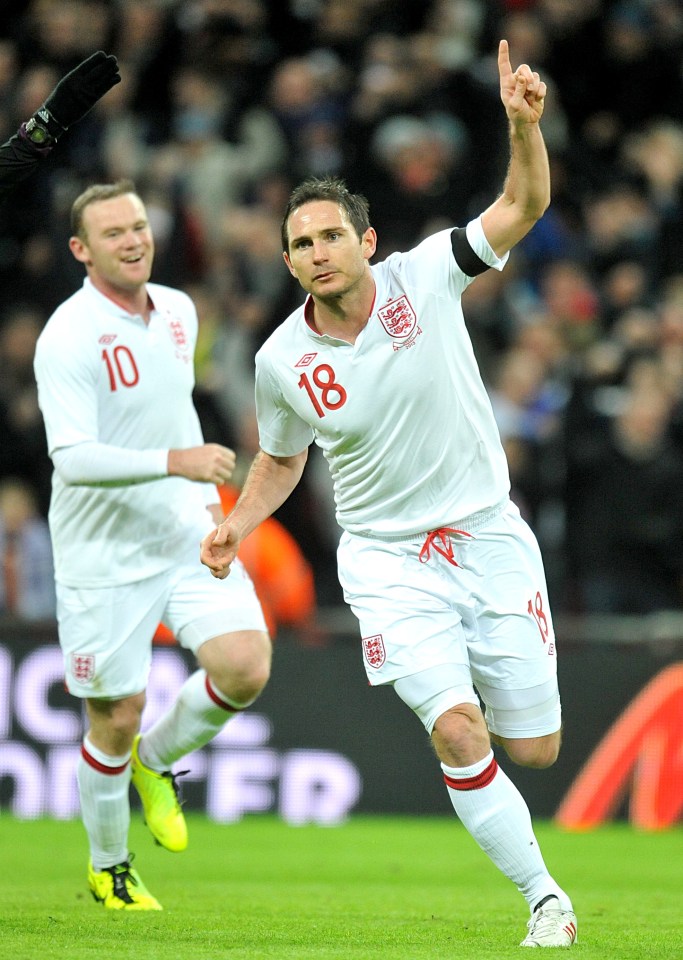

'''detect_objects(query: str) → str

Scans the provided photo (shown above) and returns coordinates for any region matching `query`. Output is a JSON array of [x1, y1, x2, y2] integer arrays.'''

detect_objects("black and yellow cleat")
[[88, 858, 163, 911]]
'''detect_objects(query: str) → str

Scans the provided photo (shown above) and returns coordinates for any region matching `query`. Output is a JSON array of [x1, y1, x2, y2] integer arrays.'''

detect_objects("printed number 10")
[[298, 363, 347, 418], [102, 346, 139, 391]]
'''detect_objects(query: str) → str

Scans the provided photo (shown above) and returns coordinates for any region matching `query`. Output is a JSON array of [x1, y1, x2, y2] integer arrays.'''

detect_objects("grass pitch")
[[1, 814, 681, 959]]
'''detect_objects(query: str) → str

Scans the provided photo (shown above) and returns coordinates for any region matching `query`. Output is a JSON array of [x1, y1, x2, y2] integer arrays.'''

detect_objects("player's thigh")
[[56, 577, 168, 699], [337, 531, 471, 687], [164, 555, 269, 662], [466, 503, 561, 739], [393, 662, 482, 735]]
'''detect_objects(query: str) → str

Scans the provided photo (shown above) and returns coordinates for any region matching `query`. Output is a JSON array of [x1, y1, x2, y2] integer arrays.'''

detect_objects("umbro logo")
[[295, 352, 317, 367], [98, 334, 117, 344]]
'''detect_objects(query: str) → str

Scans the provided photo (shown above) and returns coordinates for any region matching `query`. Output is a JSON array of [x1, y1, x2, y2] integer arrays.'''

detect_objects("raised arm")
[[480, 39, 550, 258], [201, 449, 308, 579], [0, 52, 120, 198]]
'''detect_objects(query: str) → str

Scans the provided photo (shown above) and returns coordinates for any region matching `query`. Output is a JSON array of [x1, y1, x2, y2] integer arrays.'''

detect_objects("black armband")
[[451, 227, 489, 277]]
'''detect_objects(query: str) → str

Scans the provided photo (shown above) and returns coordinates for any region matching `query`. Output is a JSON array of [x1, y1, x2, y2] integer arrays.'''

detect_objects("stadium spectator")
[[565, 374, 683, 614], [0, 477, 55, 620], [149, 65, 286, 252], [201, 41, 577, 949], [33, 180, 271, 910], [0, 305, 52, 514], [268, 53, 348, 180]]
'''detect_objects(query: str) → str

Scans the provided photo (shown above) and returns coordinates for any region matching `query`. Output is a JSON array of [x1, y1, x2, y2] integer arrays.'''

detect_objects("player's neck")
[[90, 277, 152, 323], [312, 275, 376, 344]]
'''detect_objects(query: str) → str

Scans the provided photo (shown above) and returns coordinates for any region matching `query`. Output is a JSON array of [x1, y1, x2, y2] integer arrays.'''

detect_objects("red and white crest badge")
[[378, 295, 417, 341], [71, 653, 95, 683], [362, 634, 386, 669], [167, 316, 191, 362], [169, 318, 187, 349]]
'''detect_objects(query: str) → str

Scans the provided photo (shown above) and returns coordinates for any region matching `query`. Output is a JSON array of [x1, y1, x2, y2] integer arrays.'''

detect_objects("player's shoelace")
[[419, 527, 473, 567], [104, 858, 139, 903], [525, 904, 577, 945], [164, 768, 189, 808]]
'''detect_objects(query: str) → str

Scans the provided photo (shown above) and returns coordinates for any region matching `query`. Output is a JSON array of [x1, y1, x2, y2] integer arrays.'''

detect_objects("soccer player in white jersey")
[[34, 181, 271, 910], [201, 40, 577, 948]]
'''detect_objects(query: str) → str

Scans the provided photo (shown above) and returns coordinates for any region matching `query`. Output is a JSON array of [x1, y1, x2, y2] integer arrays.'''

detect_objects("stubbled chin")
[[121, 262, 151, 281], [313, 275, 341, 292]]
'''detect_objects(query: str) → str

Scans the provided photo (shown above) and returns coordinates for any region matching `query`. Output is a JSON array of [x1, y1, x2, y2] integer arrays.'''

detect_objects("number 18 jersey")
[[255, 217, 511, 539]]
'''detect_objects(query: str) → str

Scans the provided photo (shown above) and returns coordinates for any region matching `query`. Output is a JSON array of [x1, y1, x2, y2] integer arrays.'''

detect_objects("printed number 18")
[[298, 363, 347, 418], [528, 591, 549, 643]]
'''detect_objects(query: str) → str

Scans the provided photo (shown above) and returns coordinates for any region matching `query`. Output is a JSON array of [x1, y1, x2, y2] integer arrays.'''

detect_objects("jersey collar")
[[83, 277, 156, 322], [301, 275, 380, 344]]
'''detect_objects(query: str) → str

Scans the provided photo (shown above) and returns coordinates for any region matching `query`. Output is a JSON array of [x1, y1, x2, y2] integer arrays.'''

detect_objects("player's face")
[[70, 193, 154, 295], [283, 200, 376, 299]]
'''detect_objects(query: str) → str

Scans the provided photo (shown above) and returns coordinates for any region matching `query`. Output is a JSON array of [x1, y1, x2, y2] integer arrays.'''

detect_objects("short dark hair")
[[281, 176, 371, 251], [71, 179, 138, 238]]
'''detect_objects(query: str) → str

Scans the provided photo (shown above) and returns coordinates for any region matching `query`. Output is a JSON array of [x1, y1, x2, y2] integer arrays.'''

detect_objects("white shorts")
[[56, 548, 267, 699], [337, 500, 561, 738]]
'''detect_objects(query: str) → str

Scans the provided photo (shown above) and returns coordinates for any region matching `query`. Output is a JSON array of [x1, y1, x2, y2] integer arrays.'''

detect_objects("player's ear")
[[69, 235, 90, 264], [362, 227, 377, 261], [283, 250, 297, 276]]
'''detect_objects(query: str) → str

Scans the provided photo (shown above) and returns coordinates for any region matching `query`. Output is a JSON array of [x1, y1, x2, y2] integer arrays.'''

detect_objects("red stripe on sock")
[[443, 757, 498, 791], [81, 743, 129, 775], [205, 674, 240, 712]]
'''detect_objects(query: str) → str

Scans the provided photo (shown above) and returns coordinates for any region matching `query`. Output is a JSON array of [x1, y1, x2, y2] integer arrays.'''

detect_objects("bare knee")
[[431, 702, 491, 766], [199, 630, 272, 704], [86, 692, 145, 754], [493, 730, 562, 769]]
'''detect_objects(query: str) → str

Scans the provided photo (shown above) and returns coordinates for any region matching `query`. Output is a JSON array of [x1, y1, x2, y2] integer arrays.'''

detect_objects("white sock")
[[77, 736, 131, 871], [139, 669, 244, 770], [442, 751, 572, 911]]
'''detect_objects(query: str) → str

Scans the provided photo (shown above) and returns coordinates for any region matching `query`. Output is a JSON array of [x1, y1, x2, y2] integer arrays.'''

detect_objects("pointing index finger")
[[498, 38, 512, 80]]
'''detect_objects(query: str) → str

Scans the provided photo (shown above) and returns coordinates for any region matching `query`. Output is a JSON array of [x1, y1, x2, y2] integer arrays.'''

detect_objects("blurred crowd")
[[1, 0, 683, 626]]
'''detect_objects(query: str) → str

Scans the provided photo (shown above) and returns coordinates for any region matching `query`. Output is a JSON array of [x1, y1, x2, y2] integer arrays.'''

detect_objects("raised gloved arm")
[[24, 50, 120, 147]]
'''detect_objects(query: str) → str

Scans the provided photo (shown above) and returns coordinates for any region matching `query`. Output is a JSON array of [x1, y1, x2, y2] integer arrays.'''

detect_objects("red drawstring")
[[419, 527, 473, 567]]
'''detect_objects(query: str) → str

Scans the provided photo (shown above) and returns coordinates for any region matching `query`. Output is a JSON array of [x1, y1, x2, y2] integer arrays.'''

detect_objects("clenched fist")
[[168, 443, 236, 484]]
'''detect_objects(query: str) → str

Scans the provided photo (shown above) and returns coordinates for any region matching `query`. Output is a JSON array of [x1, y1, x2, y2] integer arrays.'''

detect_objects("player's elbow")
[[521, 187, 551, 226]]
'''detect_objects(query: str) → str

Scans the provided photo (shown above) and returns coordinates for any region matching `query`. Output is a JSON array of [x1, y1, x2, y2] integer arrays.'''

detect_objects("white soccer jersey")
[[34, 278, 217, 587], [255, 217, 511, 539]]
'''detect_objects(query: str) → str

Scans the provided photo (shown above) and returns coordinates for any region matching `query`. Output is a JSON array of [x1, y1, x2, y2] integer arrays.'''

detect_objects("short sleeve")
[[255, 354, 313, 457], [465, 216, 510, 272]]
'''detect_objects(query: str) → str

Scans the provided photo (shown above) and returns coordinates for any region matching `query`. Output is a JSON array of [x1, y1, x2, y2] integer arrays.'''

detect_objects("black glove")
[[27, 51, 120, 143]]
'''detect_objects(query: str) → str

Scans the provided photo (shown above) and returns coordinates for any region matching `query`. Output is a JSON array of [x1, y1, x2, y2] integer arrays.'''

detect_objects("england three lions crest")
[[378, 295, 422, 350], [166, 315, 192, 363], [71, 653, 96, 683], [362, 634, 386, 669]]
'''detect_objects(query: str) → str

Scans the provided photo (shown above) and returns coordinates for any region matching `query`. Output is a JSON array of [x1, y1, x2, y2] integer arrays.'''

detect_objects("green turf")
[[1, 814, 680, 959]]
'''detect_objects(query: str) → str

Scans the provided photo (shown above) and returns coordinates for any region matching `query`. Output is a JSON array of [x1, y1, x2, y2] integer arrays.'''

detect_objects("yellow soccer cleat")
[[88, 858, 163, 910], [130, 734, 188, 852]]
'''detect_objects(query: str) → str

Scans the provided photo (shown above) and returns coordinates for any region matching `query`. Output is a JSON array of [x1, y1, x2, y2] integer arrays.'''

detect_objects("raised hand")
[[498, 39, 546, 126], [40, 51, 121, 134]]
